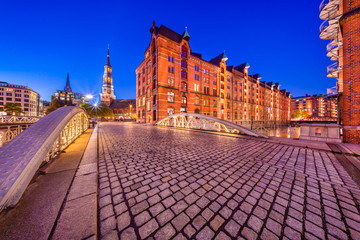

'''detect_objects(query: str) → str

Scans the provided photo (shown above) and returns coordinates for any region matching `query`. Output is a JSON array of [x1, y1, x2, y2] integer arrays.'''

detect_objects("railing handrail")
[[320, 0, 330, 12], [0, 106, 89, 211]]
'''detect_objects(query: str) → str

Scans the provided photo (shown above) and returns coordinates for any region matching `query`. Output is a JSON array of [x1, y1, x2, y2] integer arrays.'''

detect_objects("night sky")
[[0, 0, 335, 103]]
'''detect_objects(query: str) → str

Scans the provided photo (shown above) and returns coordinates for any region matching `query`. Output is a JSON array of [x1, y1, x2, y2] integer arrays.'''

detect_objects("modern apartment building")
[[136, 22, 291, 125], [291, 94, 338, 119], [319, 0, 360, 142], [0, 81, 42, 116]]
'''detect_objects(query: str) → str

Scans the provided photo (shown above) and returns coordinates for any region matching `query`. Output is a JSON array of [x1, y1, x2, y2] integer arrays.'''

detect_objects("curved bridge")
[[0, 106, 89, 210], [156, 113, 268, 138]]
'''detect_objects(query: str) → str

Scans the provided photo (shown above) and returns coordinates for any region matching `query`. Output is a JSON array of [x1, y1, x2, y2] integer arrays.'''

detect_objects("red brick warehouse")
[[341, 0, 360, 143], [136, 22, 291, 125]]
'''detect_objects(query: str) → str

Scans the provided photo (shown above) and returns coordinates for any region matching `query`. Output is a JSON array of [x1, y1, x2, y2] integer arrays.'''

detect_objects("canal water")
[[253, 126, 300, 138]]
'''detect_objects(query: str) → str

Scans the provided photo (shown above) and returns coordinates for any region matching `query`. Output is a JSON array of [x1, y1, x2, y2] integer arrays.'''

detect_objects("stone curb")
[[51, 126, 98, 240]]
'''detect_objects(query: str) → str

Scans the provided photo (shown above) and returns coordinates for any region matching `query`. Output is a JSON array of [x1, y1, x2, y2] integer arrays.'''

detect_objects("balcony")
[[319, 0, 340, 20], [327, 62, 342, 79], [319, 17, 340, 40]]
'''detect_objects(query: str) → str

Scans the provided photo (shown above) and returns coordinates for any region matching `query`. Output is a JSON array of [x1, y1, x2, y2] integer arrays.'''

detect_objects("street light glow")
[[85, 94, 94, 99]]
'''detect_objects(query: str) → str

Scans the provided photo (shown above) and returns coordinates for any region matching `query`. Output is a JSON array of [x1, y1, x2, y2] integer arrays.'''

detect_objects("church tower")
[[101, 48, 116, 106]]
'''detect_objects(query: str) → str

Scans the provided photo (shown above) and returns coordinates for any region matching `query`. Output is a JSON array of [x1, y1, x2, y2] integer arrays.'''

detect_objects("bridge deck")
[[97, 122, 360, 239]]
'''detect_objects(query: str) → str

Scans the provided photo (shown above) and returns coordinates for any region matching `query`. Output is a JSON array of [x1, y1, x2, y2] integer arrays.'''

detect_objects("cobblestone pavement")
[[98, 123, 360, 240]]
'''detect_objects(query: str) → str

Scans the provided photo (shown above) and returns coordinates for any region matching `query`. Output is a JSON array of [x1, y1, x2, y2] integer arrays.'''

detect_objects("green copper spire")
[[182, 26, 190, 41], [222, 50, 228, 61]]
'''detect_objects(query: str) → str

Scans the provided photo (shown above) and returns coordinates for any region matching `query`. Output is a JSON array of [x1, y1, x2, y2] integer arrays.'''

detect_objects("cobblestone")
[[98, 123, 360, 239]]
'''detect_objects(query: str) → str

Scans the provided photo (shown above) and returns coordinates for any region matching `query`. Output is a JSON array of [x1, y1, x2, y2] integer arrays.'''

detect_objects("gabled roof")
[[234, 62, 250, 72], [250, 74, 262, 79], [182, 27, 190, 41], [190, 52, 202, 59], [209, 53, 226, 66], [154, 25, 183, 43]]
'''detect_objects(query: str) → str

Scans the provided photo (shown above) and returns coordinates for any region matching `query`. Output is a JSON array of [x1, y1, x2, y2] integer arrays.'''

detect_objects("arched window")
[[181, 82, 187, 92], [181, 95, 187, 106], [181, 45, 187, 58], [213, 111, 217, 118], [168, 107, 174, 116], [195, 109, 200, 114], [195, 96, 200, 105], [168, 92, 174, 102]]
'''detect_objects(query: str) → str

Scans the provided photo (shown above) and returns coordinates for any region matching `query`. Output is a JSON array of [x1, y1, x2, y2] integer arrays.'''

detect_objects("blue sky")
[[0, 0, 335, 102]]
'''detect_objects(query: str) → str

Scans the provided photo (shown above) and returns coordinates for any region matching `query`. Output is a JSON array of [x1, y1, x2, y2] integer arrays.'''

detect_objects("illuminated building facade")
[[319, 0, 360, 142], [53, 73, 86, 107], [101, 48, 116, 106], [291, 94, 338, 119], [136, 22, 291, 124], [0, 81, 42, 116]]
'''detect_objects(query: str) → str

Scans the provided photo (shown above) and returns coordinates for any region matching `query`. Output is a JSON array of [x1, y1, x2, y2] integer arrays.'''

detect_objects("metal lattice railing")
[[0, 107, 89, 211], [156, 113, 268, 138], [0, 116, 41, 124]]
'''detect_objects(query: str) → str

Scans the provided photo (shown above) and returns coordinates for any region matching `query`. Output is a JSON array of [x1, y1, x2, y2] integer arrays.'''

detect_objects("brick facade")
[[136, 22, 291, 124], [341, 0, 360, 143]]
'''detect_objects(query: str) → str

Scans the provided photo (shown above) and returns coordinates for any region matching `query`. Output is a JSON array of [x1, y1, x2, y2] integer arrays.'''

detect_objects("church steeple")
[[106, 47, 111, 66], [101, 47, 115, 106], [64, 72, 72, 92]]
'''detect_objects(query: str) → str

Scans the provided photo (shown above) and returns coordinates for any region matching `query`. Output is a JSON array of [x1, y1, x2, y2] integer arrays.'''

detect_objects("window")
[[195, 74, 199, 80], [221, 84, 224, 90], [227, 102, 230, 109], [15, 98, 21, 102], [146, 101, 151, 111], [213, 89, 217, 96], [195, 96, 200, 105], [194, 84, 199, 92], [181, 95, 187, 105], [213, 73, 217, 78], [168, 56, 171, 62], [181, 71, 187, 79], [221, 93, 224, 99], [213, 111, 217, 117], [172, 57, 174, 63], [227, 85, 230, 89], [0, 92, 3, 96], [181, 61, 187, 68], [168, 77, 174, 87], [195, 65, 199, 71], [24, 99, 29, 102], [142, 109, 145, 118], [168, 107, 174, 115], [181, 45, 187, 58], [138, 111, 140, 118], [24, 108, 29, 112], [6, 93, 12, 96], [227, 112, 230, 119], [234, 103, 237, 110], [181, 82, 187, 92], [213, 80, 217, 85], [195, 109, 200, 114], [235, 112, 238, 119], [168, 92, 174, 102], [214, 100, 217, 107]]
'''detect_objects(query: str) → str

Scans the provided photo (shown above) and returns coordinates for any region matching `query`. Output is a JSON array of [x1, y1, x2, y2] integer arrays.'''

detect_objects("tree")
[[80, 103, 114, 118], [3, 103, 23, 115], [45, 98, 75, 115], [293, 109, 308, 119]]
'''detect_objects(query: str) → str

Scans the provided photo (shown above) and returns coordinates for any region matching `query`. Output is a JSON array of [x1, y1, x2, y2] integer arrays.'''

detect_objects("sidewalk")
[[0, 128, 97, 240]]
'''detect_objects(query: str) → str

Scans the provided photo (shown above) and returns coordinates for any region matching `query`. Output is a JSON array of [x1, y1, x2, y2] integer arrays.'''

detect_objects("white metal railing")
[[0, 116, 41, 124], [156, 113, 268, 138], [0, 107, 89, 211], [327, 62, 342, 78]]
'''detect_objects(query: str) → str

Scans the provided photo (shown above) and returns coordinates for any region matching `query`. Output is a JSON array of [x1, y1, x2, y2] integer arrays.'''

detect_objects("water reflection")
[[254, 126, 300, 138]]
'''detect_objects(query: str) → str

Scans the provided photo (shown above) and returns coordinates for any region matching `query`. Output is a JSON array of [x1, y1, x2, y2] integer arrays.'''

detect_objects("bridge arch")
[[0, 106, 89, 210], [156, 113, 268, 138]]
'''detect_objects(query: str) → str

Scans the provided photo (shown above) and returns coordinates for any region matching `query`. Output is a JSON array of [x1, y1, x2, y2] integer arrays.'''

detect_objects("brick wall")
[[341, 0, 360, 143]]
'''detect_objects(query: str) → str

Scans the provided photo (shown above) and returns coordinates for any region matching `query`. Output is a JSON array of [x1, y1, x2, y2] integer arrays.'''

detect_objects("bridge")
[[156, 113, 268, 138], [0, 116, 42, 147], [0, 106, 88, 210], [0, 108, 360, 239]]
